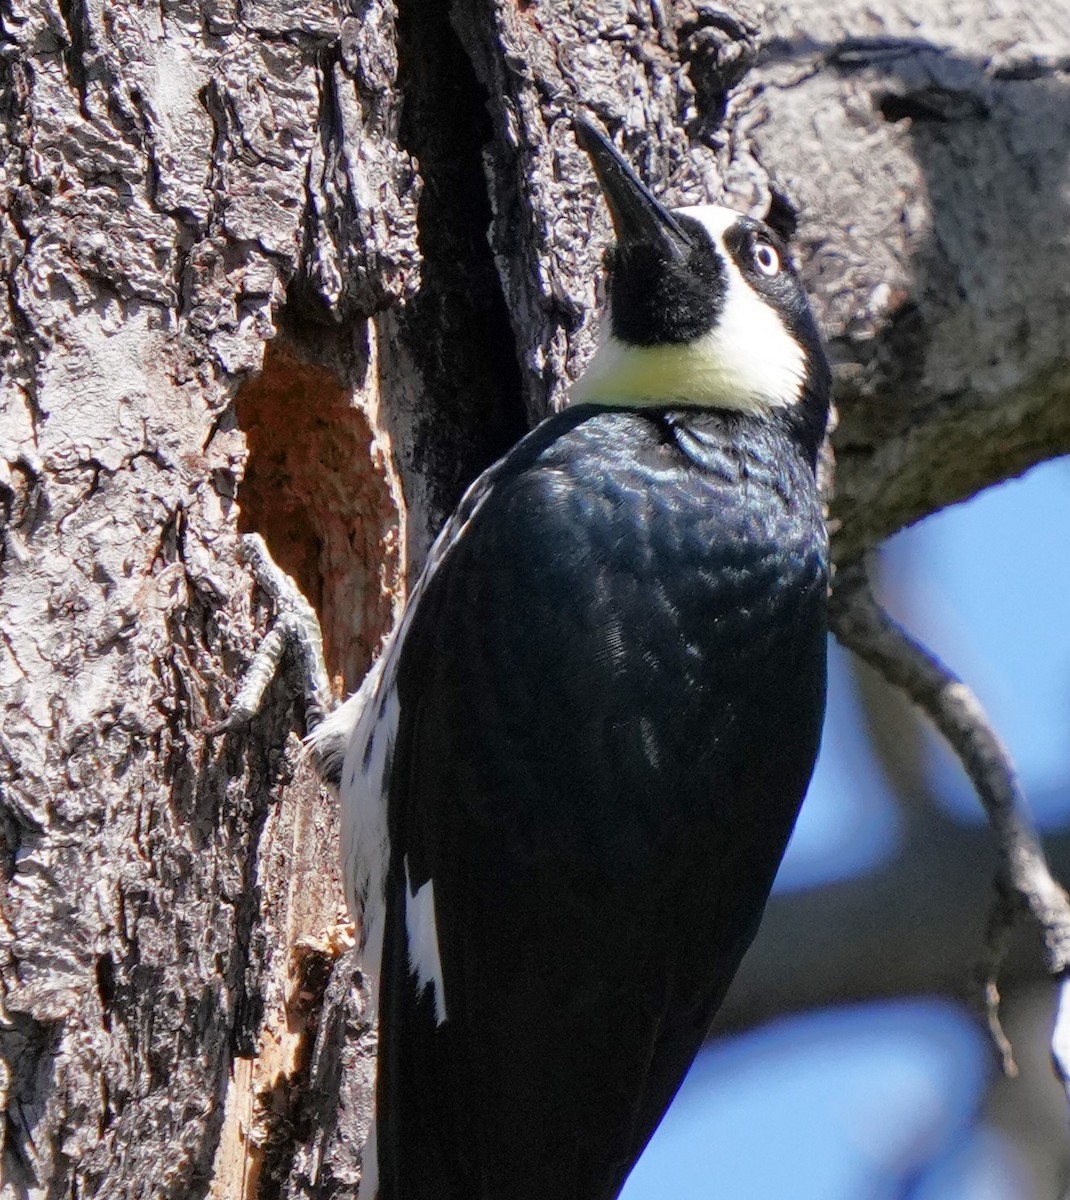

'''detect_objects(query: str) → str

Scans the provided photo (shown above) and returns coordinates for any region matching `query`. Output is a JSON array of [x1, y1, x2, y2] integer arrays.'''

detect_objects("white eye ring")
[[753, 241, 780, 276]]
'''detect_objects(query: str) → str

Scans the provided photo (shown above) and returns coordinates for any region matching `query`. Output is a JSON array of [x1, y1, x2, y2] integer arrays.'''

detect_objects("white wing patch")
[[308, 459, 503, 1012], [350, 677, 398, 982], [405, 858, 447, 1024], [306, 419, 523, 1199], [306, 655, 400, 993], [571, 203, 806, 412]]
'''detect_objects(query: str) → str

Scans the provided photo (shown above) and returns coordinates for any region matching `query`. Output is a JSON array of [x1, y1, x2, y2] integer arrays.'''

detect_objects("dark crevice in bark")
[[55, 0, 90, 112], [197, 79, 232, 238], [254, 942, 338, 1200], [1, 61, 49, 438], [1, 1012, 64, 1193], [763, 186, 799, 242], [393, 0, 527, 523], [291, 49, 354, 326], [678, 8, 759, 135], [301, 50, 349, 322], [877, 89, 990, 124]]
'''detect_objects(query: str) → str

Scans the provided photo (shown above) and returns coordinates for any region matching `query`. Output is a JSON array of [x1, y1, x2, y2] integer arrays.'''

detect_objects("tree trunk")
[[2, 0, 1068, 1196]]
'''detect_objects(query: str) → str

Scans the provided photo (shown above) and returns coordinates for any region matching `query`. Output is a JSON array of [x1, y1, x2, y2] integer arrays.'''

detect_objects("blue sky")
[[622, 1000, 1027, 1200], [624, 457, 1070, 1199]]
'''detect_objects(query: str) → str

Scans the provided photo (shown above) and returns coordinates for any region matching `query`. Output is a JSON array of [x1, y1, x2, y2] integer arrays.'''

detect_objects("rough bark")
[[2, 0, 1069, 1196]]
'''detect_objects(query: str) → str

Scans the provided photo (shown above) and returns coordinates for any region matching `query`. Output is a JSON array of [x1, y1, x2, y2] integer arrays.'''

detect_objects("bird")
[[310, 116, 831, 1200]]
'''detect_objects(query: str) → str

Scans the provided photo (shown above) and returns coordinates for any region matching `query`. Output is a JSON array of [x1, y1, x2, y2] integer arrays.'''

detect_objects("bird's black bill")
[[574, 117, 692, 263]]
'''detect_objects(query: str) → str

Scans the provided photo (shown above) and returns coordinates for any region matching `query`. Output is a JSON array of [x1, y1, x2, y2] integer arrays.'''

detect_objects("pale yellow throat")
[[571, 225, 808, 413], [571, 323, 806, 413]]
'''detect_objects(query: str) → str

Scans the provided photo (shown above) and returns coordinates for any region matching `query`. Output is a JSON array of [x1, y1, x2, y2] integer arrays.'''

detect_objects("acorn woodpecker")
[[312, 117, 831, 1200]]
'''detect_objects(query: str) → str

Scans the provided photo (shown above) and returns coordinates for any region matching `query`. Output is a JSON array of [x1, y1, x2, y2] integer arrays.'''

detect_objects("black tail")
[[374, 861, 463, 1200], [373, 855, 729, 1200]]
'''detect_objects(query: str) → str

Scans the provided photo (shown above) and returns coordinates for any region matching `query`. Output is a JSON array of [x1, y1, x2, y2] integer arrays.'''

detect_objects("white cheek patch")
[[405, 858, 448, 1025], [571, 203, 807, 412]]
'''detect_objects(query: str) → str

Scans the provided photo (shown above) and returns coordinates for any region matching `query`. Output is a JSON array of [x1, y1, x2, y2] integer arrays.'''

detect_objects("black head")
[[572, 118, 830, 457]]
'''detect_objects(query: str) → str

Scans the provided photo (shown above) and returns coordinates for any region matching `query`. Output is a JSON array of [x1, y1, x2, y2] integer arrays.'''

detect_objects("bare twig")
[[978, 882, 1020, 1077], [828, 558, 1070, 1100]]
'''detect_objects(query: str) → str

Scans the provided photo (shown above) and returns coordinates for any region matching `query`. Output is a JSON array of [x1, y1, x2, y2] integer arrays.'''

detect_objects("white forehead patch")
[[674, 204, 739, 241], [571, 203, 808, 413]]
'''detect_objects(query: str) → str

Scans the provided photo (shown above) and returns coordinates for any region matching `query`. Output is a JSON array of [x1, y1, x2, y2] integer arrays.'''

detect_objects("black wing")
[[375, 407, 827, 1200]]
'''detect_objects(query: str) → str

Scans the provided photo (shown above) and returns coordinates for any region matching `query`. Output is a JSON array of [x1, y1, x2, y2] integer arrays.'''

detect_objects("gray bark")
[[2, 0, 1068, 1195]]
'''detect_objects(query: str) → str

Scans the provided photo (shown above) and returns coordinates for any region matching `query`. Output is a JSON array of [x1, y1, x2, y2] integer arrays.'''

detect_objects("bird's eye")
[[752, 240, 780, 276]]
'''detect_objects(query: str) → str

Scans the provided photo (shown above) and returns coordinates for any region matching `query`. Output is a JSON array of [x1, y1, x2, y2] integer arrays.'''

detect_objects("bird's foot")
[[206, 533, 333, 737]]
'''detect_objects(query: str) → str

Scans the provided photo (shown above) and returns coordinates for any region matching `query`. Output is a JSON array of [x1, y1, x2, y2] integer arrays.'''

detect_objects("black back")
[[377, 403, 828, 1200]]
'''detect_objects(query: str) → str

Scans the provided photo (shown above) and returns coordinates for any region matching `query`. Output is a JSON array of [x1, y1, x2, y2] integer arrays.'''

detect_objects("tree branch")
[[828, 558, 1070, 1099]]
